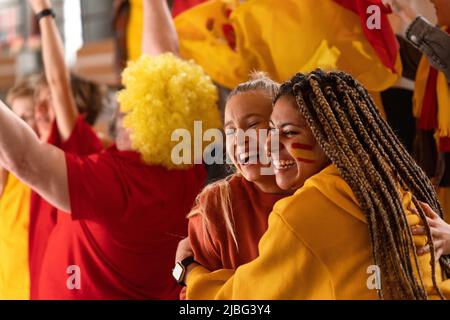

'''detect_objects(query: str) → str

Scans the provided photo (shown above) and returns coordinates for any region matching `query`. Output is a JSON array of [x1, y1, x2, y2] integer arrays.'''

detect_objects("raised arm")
[[0, 99, 70, 213], [29, 0, 79, 141], [386, 0, 450, 82], [142, 0, 179, 56]]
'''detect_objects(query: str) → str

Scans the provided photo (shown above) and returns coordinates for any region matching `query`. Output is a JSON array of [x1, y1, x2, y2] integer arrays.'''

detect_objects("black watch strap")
[[36, 8, 56, 22], [178, 257, 198, 287], [181, 256, 197, 268]]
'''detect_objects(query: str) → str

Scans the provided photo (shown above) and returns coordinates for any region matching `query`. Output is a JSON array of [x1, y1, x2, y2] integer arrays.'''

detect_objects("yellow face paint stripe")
[[290, 143, 316, 164]]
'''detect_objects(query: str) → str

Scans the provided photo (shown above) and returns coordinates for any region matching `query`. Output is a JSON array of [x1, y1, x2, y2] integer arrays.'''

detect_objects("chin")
[[241, 165, 263, 182], [275, 176, 294, 191]]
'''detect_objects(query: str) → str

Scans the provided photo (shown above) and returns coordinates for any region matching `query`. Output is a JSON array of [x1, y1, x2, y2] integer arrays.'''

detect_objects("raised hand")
[[383, 0, 418, 24]]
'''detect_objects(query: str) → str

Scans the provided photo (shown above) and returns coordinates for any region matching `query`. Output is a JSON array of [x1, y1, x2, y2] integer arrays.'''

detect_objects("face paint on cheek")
[[290, 143, 317, 164]]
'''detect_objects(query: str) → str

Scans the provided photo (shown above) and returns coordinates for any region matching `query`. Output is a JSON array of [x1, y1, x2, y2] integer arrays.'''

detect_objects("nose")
[[233, 129, 254, 151]]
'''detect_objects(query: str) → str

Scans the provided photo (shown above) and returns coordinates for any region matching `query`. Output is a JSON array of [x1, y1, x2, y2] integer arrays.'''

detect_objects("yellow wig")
[[117, 53, 222, 169]]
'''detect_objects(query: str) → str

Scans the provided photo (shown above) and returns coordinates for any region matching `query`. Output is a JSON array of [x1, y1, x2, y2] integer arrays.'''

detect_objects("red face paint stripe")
[[296, 158, 316, 164], [292, 143, 314, 151]]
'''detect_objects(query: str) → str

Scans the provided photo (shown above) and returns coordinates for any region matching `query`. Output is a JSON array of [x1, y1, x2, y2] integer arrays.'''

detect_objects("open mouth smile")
[[273, 159, 296, 170]]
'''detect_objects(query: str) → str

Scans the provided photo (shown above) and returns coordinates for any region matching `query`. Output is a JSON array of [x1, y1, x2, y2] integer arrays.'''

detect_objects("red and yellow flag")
[[413, 27, 450, 152], [173, 0, 402, 92], [172, 0, 208, 17], [333, 0, 400, 73]]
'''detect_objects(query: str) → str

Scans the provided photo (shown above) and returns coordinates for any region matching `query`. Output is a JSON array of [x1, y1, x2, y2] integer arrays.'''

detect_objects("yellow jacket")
[[186, 165, 450, 300]]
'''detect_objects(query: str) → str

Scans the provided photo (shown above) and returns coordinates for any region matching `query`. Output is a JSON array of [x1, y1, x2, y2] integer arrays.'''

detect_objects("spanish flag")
[[413, 27, 450, 152], [173, 0, 402, 92]]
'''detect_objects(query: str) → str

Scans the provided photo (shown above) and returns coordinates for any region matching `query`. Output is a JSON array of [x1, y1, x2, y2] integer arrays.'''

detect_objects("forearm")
[[38, 9, 78, 140], [142, 0, 179, 56], [405, 17, 450, 82]]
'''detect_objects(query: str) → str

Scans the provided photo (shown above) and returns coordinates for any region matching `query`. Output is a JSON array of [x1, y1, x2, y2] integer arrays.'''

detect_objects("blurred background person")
[[0, 77, 36, 300]]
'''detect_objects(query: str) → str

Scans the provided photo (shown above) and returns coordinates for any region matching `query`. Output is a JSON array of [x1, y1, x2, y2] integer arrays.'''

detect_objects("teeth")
[[238, 152, 258, 164], [273, 159, 295, 169]]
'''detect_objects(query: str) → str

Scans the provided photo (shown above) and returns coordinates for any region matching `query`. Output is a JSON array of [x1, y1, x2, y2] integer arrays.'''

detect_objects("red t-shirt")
[[36, 146, 206, 300], [29, 117, 102, 299]]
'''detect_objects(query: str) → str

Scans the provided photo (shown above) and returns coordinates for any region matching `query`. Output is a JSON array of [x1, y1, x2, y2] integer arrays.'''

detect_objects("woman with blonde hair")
[[185, 72, 291, 276]]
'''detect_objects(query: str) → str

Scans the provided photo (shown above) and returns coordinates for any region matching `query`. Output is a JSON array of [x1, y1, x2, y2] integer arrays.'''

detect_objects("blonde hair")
[[190, 72, 279, 250], [31, 73, 104, 125], [6, 78, 35, 105]]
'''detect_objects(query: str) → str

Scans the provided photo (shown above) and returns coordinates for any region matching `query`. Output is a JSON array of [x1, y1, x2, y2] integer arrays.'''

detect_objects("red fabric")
[[36, 146, 206, 300], [333, 0, 399, 73], [441, 138, 450, 152], [222, 23, 237, 51], [439, 29, 450, 152], [418, 27, 450, 153], [172, 0, 207, 17], [418, 67, 439, 130], [29, 116, 102, 300]]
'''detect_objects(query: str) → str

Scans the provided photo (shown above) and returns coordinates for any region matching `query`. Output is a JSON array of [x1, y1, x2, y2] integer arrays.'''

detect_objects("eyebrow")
[[274, 122, 301, 129], [224, 113, 264, 128], [281, 123, 298, 128]]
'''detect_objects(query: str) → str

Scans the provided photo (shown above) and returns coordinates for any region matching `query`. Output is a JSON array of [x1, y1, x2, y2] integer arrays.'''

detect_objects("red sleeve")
[[65, 152, 126, 221], [188, 197, 223, 271], [47, 116, 102, 155]]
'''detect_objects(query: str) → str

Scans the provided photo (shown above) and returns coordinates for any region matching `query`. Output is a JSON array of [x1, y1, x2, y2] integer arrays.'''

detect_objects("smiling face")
[[268, 95, 330, 191], [224, 90, 284, 194]]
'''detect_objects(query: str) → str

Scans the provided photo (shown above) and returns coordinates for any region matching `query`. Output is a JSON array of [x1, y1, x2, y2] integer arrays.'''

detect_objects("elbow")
[[7, 151, 31, 182], [4, 141, 39, 186]]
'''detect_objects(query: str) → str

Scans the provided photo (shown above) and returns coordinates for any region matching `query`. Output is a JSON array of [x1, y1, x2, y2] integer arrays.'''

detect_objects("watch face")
[[172, 263, 185, 282]]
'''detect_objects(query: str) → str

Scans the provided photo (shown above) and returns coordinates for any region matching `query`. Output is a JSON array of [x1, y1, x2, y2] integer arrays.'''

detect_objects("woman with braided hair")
[[176, 69, 450, 300]]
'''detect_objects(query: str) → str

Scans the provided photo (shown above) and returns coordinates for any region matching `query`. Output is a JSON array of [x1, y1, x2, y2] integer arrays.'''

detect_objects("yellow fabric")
[[0, 173, 30, 300], [127, 0, 143, 62], [438, 187, 450, 223], [171, 0, 401, 91], [413, 52, 450, 139], [186, 165, 450, 300]]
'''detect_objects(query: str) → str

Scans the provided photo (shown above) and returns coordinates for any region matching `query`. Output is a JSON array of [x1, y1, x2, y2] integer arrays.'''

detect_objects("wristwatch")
[[36, 8, 56, 22], [173, 257, 198, 287]]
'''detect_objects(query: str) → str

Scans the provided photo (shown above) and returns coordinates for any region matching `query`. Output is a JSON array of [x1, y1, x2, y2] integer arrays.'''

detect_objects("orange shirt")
[[189, 175, 286, 271]]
